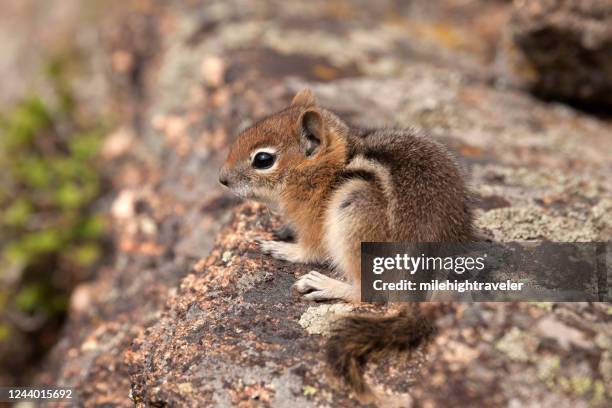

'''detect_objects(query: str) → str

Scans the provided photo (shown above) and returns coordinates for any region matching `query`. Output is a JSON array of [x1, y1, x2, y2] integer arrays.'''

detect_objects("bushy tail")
[[325, 304, 434, 401]]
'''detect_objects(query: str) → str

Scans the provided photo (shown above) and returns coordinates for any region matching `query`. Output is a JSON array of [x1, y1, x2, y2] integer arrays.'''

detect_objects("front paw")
[[293, 271, 353, 302], [258, 240, 296, 262]]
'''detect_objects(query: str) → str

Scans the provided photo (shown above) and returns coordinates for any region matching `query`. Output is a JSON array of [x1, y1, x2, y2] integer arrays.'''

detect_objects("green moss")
[[15, 157, 52, 188], [2, 200, 33, 228], [15, 284, 47, 313], [76, 216, 105, 239], [591, 380, 605, 405], [0, 55, 107, 339], [68, 243, 102, 267], [531, 302, 554, 312], [0, 96, 52, 149], [570, 376, 593, 397], [0, 324, 10, 342], [537, 356, 561, 388], [302, 386, 317, 396]]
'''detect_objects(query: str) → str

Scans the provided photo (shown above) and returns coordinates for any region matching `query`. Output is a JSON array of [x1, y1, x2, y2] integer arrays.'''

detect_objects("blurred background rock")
[[0, 0, 111, 385], [499, 0, 612, 112]]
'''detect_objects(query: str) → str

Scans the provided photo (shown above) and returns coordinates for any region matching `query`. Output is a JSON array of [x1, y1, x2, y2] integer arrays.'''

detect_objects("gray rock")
[[501, 0, 612, 108]]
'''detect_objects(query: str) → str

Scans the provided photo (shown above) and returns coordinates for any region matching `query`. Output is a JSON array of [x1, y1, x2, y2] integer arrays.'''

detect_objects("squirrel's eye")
[[252, 151, 276, 169]]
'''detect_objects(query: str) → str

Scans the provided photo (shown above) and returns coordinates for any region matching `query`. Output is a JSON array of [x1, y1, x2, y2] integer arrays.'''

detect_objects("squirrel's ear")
[[299, 109, 324, 157], [291, 89, 316, 107]]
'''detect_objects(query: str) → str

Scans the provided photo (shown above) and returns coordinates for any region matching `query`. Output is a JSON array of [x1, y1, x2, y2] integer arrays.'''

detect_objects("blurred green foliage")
[[0, 57, 107, 340]]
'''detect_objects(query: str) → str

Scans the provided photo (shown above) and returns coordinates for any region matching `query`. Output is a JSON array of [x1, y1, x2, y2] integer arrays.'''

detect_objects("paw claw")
[[303, 290, 333, 301], [293, 271, 352, 302], [257, 239, 273, 255], [258, 240, 303, 262], [293, 273, 314, 294]]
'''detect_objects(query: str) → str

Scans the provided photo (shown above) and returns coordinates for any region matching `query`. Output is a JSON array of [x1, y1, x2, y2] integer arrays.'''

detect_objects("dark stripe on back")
[[363, 149, 393, 164], [337, 168, 382, 210], [340, 169, 376, 183], [336, 168, 381, 211], [346, 127, 378, 162], [355, 127, 378, 139], [339, 190, 360, 209]]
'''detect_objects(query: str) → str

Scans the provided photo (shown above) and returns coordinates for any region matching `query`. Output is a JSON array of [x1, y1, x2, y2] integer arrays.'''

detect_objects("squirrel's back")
[[344, 126, 474, 242]]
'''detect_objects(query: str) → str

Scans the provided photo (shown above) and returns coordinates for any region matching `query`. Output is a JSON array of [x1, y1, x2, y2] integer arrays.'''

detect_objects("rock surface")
[[125, 69, 612, 406], [35, 1, 612, 407], [126, 202, 409, 407], [502, 0, 612, 109], [127, 202, 612, 408]]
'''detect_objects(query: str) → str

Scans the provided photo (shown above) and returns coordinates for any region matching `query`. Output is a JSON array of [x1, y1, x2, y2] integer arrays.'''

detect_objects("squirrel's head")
[[219, 89, 347, 203]]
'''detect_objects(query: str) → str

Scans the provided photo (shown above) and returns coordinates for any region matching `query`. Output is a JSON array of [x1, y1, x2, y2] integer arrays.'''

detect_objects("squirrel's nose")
[[219, 175, 229, 187], [219, 169, 230, 187]]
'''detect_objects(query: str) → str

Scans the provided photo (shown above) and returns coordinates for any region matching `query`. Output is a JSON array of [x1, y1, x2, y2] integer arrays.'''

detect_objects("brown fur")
[[219, 89, 475, 404], [280, 128, 347, 256], [326, 304, 434, 402]]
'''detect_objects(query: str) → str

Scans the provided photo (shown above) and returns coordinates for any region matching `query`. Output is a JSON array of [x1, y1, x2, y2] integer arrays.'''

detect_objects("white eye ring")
[[250, 147, 278, 172]]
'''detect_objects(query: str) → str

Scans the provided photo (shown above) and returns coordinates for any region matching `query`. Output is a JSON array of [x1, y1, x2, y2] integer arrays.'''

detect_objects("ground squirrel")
[[219, 89, 475, 404]]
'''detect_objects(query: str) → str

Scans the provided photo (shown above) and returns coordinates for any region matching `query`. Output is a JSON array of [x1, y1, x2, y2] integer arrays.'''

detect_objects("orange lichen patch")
[[323, 2, 355, 19], [313, 64, 340, 81], [119, 239, 165, 256], [459, 145, 484, 158]]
